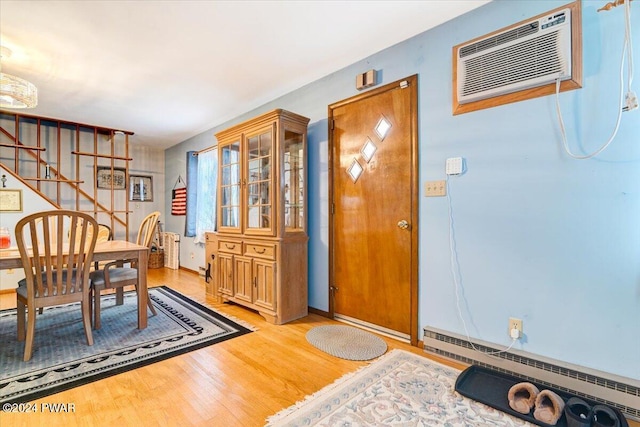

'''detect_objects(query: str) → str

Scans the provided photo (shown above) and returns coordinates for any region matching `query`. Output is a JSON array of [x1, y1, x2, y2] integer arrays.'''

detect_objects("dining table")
[[0, 240, 151, 329]]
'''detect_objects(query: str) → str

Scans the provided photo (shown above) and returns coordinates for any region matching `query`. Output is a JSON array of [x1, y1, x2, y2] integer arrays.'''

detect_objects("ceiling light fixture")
[[0, 46, 38, 109]]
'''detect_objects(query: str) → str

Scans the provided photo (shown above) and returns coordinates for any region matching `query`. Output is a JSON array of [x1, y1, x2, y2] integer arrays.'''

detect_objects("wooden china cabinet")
[[215, 109, 310, 324]]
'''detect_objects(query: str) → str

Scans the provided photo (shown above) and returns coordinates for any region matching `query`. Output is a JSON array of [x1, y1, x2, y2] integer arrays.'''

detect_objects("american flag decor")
[[171, 187, 187, 215]]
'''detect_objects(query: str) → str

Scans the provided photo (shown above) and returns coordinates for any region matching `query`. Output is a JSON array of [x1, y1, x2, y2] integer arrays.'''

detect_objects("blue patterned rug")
[[0, 286, 253, 404]]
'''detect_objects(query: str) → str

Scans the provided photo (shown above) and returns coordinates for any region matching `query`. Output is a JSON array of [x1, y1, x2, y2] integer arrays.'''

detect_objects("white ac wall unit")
[[457, 8, 572, 104]]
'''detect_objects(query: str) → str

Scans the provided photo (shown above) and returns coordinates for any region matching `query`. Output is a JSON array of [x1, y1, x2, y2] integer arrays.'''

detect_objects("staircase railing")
[[0, 110, 134, 239]]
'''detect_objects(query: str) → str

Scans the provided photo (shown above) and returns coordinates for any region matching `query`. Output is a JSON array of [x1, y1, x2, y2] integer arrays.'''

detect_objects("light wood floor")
[[1, 268, 637, 427]]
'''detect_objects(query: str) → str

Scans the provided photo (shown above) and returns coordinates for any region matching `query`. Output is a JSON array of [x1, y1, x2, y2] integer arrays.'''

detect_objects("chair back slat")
[[66, 215, 77, 293], [56, 216, 66, 295], [28, 220, 43, 299], [15, 210, 98, 300]]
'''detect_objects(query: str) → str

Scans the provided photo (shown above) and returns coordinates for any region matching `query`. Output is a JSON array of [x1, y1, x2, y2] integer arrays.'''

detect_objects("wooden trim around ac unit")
[[452, 1, 582, 115]]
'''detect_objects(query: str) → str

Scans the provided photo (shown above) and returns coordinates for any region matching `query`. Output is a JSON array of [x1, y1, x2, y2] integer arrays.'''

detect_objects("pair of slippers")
[[508, 383, 622, 427], [565, 397, 621, 427], [508, 382, 565, 425]]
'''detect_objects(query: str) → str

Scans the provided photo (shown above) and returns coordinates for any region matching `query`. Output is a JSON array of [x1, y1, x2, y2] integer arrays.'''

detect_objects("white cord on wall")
[[624, 0, 634, 93], [555, 69, 624, 159], [446, 176, 518, 356], [556, 2, 636, 159]]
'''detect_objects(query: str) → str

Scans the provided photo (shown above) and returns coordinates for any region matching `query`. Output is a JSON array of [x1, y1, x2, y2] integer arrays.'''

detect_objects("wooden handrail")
[[22, 177, 85, 183], [0, 109, 134, 135], [0, 143, 46, 151], [71, 151, 133, 161], [77, 210, 133, 214]]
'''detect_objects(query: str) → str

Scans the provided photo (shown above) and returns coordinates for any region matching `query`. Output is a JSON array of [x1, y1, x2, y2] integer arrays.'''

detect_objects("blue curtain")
[[185, 151, 197, 237], [194, 148, 217, 244]]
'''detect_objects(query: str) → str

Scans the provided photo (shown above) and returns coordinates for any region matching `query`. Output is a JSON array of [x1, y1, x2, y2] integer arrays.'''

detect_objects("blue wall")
[[165, 1, 639, 380]]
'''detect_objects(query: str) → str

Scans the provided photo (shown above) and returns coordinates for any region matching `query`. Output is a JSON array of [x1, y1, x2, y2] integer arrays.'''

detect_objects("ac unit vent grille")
[[455, 7, 572, 105], [459, 22, 539, 58], [461, 31, 564, 98]]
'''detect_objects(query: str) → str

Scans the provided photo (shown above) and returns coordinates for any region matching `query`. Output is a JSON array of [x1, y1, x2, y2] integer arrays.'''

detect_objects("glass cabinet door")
[[219, 141, 241, 231], [245, 128, 273, 234], [283, 129, 305, 232]]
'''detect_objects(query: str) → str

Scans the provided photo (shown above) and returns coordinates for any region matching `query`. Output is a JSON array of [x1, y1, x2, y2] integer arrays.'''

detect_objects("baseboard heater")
[[423, 327, 640, 421]]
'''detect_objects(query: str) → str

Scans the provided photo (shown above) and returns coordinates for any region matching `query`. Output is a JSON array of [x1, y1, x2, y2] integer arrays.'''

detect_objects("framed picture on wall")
[[0, 189, 23, 212], [129, 175, 153, 202], [97, 167, 127, 190]]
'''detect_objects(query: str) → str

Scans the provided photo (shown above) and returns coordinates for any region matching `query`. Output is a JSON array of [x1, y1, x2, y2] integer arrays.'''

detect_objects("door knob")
[[397, 220, 409, 230]]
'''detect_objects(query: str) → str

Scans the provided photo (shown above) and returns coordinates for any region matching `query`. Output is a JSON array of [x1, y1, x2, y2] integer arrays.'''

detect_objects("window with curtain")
[[194, 148, 217, 244]]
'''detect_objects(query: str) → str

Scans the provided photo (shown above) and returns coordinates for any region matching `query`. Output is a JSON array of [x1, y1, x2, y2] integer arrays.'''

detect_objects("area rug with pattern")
[[266, 349, 532, 427], [0, 286, 253, 404]]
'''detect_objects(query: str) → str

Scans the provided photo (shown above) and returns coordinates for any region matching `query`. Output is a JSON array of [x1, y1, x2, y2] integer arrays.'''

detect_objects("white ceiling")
[[0, 0, 489, 149]]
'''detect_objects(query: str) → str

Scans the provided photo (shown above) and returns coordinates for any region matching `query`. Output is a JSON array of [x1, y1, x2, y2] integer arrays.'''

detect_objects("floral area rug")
[[266, 349, 533, 427]]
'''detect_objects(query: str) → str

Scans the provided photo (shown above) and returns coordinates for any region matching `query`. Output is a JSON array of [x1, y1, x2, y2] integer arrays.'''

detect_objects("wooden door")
[[329, 75, 418, 344]]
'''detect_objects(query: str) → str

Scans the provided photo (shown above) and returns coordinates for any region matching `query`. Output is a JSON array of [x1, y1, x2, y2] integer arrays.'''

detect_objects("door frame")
[[327, 75, 419, 346]]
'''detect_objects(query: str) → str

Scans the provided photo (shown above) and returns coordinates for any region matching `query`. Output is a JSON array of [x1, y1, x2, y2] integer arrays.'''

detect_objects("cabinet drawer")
[[244, 242, 276, 260], [218, 239, 242, 255]]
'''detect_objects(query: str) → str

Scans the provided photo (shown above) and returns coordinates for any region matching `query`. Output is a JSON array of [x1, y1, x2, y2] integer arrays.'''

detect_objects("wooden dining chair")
[[15, 210, 99, 361], [90, 211, 160, 329], [28, 221, 112, 317]]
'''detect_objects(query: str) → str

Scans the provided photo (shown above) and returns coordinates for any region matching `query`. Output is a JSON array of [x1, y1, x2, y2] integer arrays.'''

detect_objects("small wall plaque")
[[0, 189, 23, 212], [97, 167, 126, 190]]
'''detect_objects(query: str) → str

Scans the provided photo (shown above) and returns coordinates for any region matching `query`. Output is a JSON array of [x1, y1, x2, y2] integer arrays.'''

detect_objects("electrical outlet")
[[509, 317, 523, 339], [623, 91, 638, 112], [425, 180, 446, 197]]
